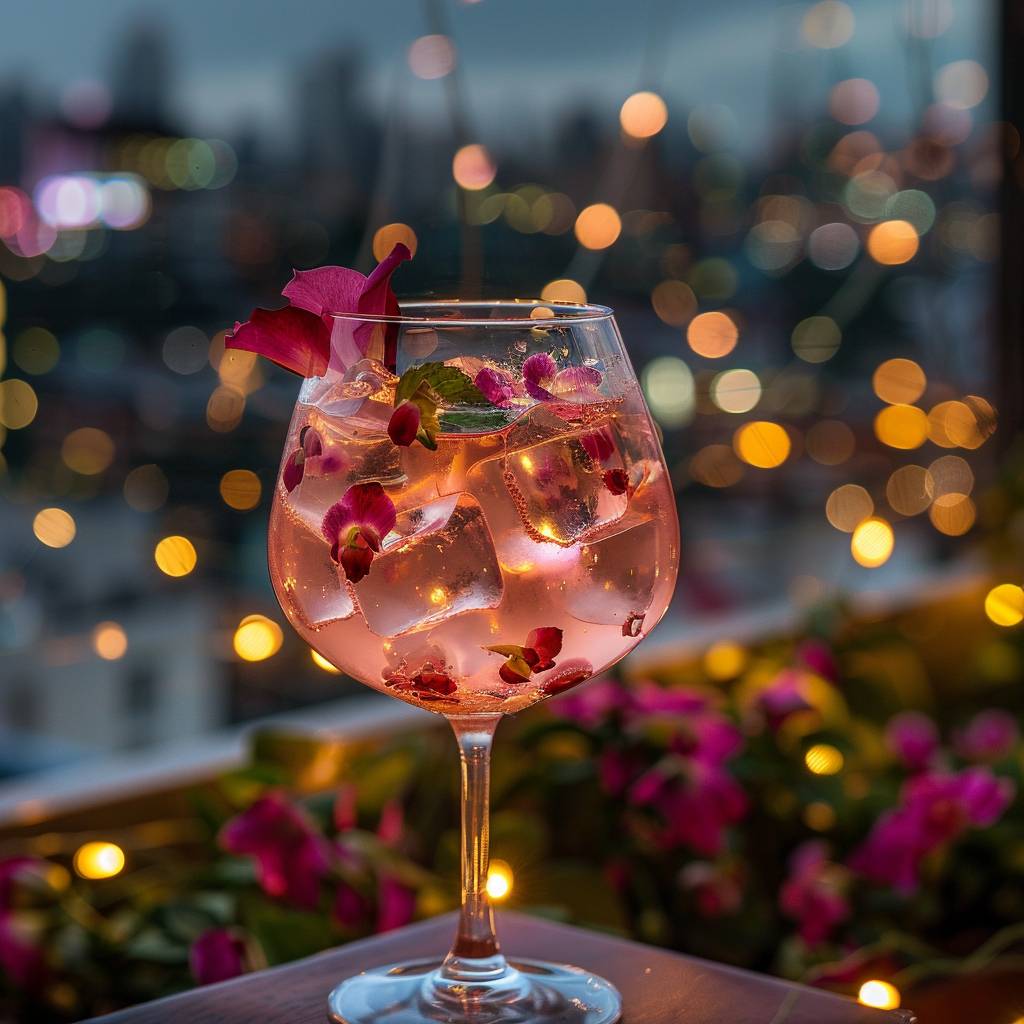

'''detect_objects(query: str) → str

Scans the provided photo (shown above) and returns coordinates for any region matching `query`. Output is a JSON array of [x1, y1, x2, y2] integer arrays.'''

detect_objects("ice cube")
[[470, 421, 627, 547], [269, 504, 355, 630], [353, 492, 503, 638], [564, 516, 660, 626]]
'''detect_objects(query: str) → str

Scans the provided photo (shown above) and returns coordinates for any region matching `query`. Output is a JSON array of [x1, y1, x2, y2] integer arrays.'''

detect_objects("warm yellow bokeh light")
[[803, 0, 855, 49], [867, 220, 919, 265], [985, 584, 1024, 627], [651, 280, 697, 326], [93, 621, 128, 661], [711, 369, 761, 414], [620, 91, 669, 139], [372, 223, 418, 261], [688, 311, 739, 358], [73, 842, 125, 880], [0, 378, 39, 429], [886, 465, 932, 516], [826, 484, 873, 533], [928, 492, 975, 536], [806, 420, 855, 466], [154, 535, 197, 577], [33, 507, 76, 548], [851, 517, 895, 568], [874, 404, 929, 449], [704, 641, 747, 681], [928, 454, 973, 497], [574, 203, 622, 250], [311, 649, 342, 673], [734, 421, 790, 469], [452, 144, 496, 191], [220, 469, 262, 511], [858, 980, 900, 1010], [540, 279, 586, 305], [805, 744, 844, 775], [233, 614, 284, 662], [689, 444, 744, 488], [873, 358, 926, 405], [61, 427, 115, 475], [486, 860, 513, 901]]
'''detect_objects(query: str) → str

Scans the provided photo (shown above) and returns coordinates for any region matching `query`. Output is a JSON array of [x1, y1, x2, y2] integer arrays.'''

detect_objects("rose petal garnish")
[[282, 267, 367, 319], [603, 468, 630, 495], [411, 669, 457, 695], [552, 366, 602, 394], [474, 367, 518, 408], [581, 426, 615, 465], [622, 611, 645, 638], [522, 352, 557, 400], [358, 243, 411, 317], [388, 400, 421, 447], [525, 626, 563, 670], [322, 483, 397, 583], [226, 306, 330, 378], [541, 658, 593, 695], [282, 451, 305, 493]]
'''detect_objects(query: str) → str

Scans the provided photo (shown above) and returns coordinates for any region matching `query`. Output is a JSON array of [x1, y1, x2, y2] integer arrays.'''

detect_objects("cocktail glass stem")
[[439, 714, 506, 983]]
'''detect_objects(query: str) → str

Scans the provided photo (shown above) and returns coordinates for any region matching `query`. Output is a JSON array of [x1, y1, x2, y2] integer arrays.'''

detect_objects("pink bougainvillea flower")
[[227, 244, 411, 377], [954, 709, 1020, 763], [474, 367, 519, 407], [387, 400, 421, 447], [485, 626, 563, 684], [219, 792, 332, 909], [886, 711, 940, 773], [377, 875, 416, 933], [322, 482, 397, 583], [550, 676, 627, 727], [190, 928, 248, 986], [849, 766, 1015, 893], [0, 912, 46, 991], [333, 882, 371, 929], [779, 842, 850, 947], [581, 426, 615, 464], [756, 669, 814, 731], [602, 468, 630, 495]]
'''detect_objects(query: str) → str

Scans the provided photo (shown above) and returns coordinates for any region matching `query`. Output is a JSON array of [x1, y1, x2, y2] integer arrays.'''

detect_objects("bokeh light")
[[806, 421, 855, 465], [711, 369, 761, 413], [886, 465, 932, 516], [123, 464, 169, 512], [807, 222, 860, 270], [540, 279, 586, 304], [802, 1, 855, 48], [867, 220, 919, 265], [93, 622, 128, 661], [73, 842, 125, 880], [985, 584, 1024, 628], [373, 223, 419, 261], [452, 145, 496, 191], [486, 860, 513, 901], [928, 454, 973, 497], [33, 508, 76, 549], [791, 316, 840, 363], [154, 535, 197, 577], [12, 327, 59, 375], [651, 280, 697, 326], [858, 980, 900, 1010], [873, 358, 926, 404], [689, 444, 745, 488], [703, 641, 747, 681], [233, 614, 284, 662], [851, 517, 894, 567], [408, 34, 456, 79], [620, 91, 669, 139], [829, 78, 880, 125], [0, 379, 39, 429], [687, 311, 738, 358], [805, 743, 844, 775], [311, 649, 342, 673], [574, 203, 622, 250], [826, 484, 873, 533], [934, 60, 989, 110], [162, 326, 209, 375], [874, 404, 929, 450], [220, 469, 262, 511], [61, 427, 115, 475], [642, 357, 695, 428], [928, 493, 975, 536], [733, 421, 790, 469]]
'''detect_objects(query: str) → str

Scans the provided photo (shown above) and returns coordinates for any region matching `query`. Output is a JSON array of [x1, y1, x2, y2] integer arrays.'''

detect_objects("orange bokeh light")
[[574, 204, 622, 250]]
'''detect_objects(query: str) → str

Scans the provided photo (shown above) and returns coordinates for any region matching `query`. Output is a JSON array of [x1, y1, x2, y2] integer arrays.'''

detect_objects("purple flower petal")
[[190, 928, 247, 986], [282, 266, 367, 319], [522, 352, 556, 399], [282, 451, 304, 493], [227, 306, 331, 378], [552, 365, 603, 394], [357, 244, 411, 317], [474, 367, 518, 407]]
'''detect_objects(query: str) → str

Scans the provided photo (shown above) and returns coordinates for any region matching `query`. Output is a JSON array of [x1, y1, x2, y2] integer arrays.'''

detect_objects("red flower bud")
[[387, 400, 421, 447]]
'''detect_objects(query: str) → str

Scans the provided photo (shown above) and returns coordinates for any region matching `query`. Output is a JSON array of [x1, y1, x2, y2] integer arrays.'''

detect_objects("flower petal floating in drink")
[[474, 366, 519, 407], [485, 626, 563, 684], [322, 482, 397, 583], [602, 468, 630, 495], [226, 244, 411, 377], [387, 360, 490, 449]]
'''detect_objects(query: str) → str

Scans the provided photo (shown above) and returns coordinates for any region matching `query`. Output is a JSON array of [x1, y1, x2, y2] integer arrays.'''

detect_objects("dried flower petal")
[[282, 450, 305, 492], [522, 352, 557, 400], [227, 306, 331, 378], [602, 468, 630, 495], [526, 626, 563, 670], [474, 367, 518, 407], [622, 611, 645, 637]]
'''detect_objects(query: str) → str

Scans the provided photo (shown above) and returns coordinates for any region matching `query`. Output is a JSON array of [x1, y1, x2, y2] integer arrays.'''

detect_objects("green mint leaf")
[[395, 361, 489, 407], [438, 408, 518, 434]]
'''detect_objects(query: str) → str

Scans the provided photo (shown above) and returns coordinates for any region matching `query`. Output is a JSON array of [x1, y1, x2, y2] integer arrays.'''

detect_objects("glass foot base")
[[327, 957, 622, 1024]]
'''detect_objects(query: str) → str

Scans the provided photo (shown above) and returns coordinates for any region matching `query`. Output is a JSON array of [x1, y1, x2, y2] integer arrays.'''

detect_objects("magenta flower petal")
[[581, 426, 615, 464], [333, 882, 370, 928], [301, 427, 324, 458], [474, 367, 518, 407], [282, 451, 304, 493], [190, 928, 247, 986], [886, 711, 939, 772], [322, 483, 397, 581], [357, 243, 411, 317], [954, 709, 1020, 762], [0, 911, 47, 990], [552, 365, 602, 394], [388, 400, 421, 447], [333, 783, 358, 833], [602, 468, 630, 495], [522, 352, 557, 399], [526, 626, 563, 670], [226, 306, 330, 378], [377, 799, 405, 846], [377, 875, 416, 932], [282, 266, 366, 318]]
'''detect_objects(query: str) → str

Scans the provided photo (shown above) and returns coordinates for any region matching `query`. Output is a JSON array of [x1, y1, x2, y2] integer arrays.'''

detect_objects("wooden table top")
[[82, 911, 916, 1024]]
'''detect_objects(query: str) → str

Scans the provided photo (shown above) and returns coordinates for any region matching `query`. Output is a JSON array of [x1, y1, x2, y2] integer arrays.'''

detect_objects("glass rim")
[[327, 299, 614, 328]]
